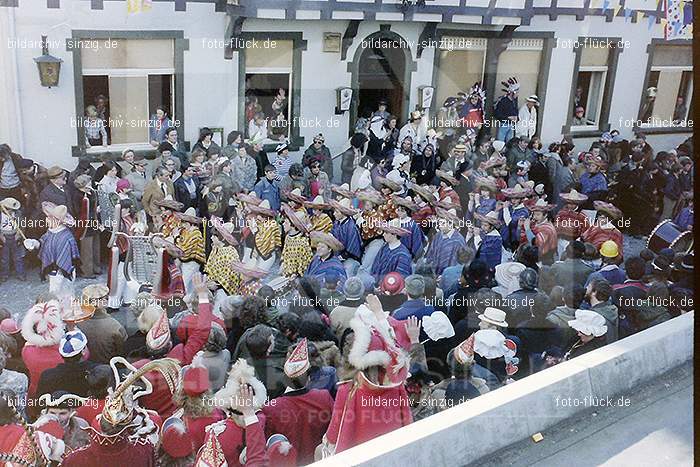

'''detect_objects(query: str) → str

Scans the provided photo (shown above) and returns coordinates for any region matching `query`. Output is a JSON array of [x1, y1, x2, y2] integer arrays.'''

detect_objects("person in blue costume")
[[370, 218, 412, 285], [469, 210, 504, 272], [306, 231, 347, 289], [329, 197, 363, 277], [500, 184, 531, 251], [425, 207, 467, 276], [392, 195, 424, 259]]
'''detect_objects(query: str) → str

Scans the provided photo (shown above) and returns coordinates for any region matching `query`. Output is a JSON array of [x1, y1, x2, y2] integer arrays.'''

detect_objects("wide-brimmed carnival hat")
[[230, 259, 268, 279], [304, 195, 330, 210], [409, 182, 438, 205], [560, 189, 588, 204], [235, 192, 262, 206], [285, 188, 307, 205], [392, 195, 419, 212], [41, 202, 75, 227], [502, 184, 532, 199], [330, 183, 355, 199], [568, 309, 607, 337], [356, 187, 385, 205], [528, 198, 556, 212], [436, 198, 461, 212], [477, 307, 509, 328], [328, 197, 359, 217], [211, 216, 238, 246], [247, 199, 277, 217], [473, 176, 499, 193], [310, 231, 343, 252], [434, 207, 461, 225], [435, 169, 459, 186], [281, 203, 310, 234], [475, 210, 502, 227], [484, 155, 507, 170], [593, 200, 623, 220], [175, 207, 202, 224], [373, 176, 400, 193], [155, 196, 184, 212], [376, 218, 410, 237]]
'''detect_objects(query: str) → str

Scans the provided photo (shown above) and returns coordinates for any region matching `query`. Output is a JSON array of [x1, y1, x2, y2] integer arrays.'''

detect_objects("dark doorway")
[[357, 40, 406, 121]]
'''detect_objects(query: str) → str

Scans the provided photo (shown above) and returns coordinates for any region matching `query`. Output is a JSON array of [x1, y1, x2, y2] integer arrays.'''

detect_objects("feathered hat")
[[88, 356, 180, 440], [213, 359, 267, 413], [501, 77, 520, 93], [468, 82, 486, 102], [21, 301, 65, 347]]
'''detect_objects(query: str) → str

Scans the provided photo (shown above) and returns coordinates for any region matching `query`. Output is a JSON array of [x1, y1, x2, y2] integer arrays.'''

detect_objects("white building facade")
[[0, 0, 692, 170]]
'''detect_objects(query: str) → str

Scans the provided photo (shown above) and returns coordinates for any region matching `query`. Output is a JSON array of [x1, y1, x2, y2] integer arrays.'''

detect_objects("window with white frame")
[[639, 45, 692, 127], [80, 39, 175, 149], [244, 39, 294, 143], [571, 45, 611, 129]]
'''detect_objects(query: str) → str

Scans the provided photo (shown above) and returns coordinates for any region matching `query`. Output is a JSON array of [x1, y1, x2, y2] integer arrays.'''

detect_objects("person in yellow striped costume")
[[204, 216, 242, 295], [245, 199, 281, 272], [280, 203, 313, 277], [305, 195, 333, 234], [174, 207, 205, 296]]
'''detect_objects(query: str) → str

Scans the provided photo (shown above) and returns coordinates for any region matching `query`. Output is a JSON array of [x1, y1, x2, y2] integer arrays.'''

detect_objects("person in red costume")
[[61, 356, 181, 467], [520, 198, 559, 265], [321, 294, 414, 456], [581, 201, 624, 259], [134, 272, 214, 419], [20, 300, 65, 400], [195, 359, 268, 467], [171, 354, 225, 452], [261, 338, 334, 465], [554, 189, 589, 258]]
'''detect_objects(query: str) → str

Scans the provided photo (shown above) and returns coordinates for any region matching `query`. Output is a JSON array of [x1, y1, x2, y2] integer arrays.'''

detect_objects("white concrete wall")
[[314, 312, 694, 466]]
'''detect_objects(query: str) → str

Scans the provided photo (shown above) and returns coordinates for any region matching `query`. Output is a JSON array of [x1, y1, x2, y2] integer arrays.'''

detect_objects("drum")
[[647, 219, 693, 254]]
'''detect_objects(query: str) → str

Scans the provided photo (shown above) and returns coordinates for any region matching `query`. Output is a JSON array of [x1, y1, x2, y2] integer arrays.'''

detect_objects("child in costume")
[[204, 216, 243, 296], [305, 231, 347, 289], [521, 199, 559, 265], [392, 195, 424, 259], [242, 199, 282, 273], [500, 184, 531, 251], [469, 211, 505, 271], [469, 176, 499, 219], [554, 189, 589, 257], [304, 196, 333, 234], [329, 198, 363, 277], [280, 204, 313, 278], [173, 208, 206, 296], [424, 207, 467, 276]]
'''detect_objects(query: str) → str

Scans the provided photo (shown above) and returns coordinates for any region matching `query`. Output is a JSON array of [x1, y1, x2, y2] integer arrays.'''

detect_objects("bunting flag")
[[614, 4, 622, 17], [624, 8, 633, 20], [665, 0, 693, 39], [602, 0, 611, 11], [636, 11, 645, 22], [127, 0, 153, 14], [648, 14, 657, 29]]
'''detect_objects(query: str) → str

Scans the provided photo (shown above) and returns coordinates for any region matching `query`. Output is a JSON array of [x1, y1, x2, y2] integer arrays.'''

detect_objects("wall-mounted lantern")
[[34, 35, 63, 88], [336, 87, 353, 115]]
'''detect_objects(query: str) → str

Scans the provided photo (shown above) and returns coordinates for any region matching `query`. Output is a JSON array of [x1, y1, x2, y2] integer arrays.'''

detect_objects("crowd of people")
[[0, 78, 694, 466]]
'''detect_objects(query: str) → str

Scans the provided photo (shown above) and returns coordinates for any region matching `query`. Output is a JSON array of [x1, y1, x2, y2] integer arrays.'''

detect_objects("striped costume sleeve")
[[256, 219, 282, 258], [311, 214, 333, 234], [178, 228, 206, 263]]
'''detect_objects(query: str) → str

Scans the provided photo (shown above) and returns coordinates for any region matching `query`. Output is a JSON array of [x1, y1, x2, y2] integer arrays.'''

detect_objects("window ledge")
[[633, 125, 694, 135], [72, 141, 190, 160]]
